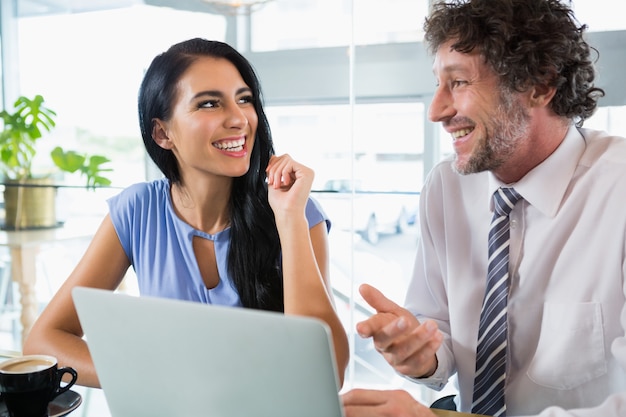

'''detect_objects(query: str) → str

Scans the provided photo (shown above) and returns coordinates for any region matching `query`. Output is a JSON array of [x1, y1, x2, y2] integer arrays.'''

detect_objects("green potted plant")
[[0, 94, 112, 230], [50, 147, 113, 189]]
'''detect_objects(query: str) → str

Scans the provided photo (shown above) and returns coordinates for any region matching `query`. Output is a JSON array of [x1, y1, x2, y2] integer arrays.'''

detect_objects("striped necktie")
[[472, 187, 522, 417]]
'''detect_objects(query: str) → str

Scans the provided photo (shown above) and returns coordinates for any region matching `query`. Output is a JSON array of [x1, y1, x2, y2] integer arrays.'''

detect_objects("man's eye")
[[451, 80, 467, 88]]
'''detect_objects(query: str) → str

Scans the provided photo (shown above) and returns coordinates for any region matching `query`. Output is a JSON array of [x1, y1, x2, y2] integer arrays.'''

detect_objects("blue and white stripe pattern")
[[472, 187, 522, 417]]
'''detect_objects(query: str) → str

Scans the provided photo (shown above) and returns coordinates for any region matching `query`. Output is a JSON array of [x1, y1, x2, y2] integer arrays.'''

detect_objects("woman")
[[23, 38, 349, 388]]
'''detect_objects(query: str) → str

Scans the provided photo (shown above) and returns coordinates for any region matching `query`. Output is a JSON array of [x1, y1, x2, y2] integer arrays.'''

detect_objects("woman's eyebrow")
[[193, 87, 252, 100]]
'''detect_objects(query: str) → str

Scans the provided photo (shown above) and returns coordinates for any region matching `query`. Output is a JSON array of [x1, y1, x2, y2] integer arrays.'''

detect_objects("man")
[[341, 0, 626, 416]]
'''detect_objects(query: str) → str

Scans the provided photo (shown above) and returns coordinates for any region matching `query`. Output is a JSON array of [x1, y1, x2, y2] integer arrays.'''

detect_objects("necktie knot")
[[493, 187, 522, 218]]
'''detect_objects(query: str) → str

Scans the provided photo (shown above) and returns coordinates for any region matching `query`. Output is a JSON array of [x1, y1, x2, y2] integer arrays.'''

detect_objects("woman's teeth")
[[452, 128, 473, 139], [213, 138, 245, 151]]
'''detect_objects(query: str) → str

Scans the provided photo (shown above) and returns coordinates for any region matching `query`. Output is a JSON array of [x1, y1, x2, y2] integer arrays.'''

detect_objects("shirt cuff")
[[399, 351, 450, 391]]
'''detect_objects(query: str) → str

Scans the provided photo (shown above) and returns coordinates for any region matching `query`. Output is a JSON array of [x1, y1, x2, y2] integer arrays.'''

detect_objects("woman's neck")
[[171, 177, 232, 234]]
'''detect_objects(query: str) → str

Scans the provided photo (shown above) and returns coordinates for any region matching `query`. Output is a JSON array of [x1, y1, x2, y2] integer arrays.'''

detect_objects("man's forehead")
[[432, 45, 482, 75]]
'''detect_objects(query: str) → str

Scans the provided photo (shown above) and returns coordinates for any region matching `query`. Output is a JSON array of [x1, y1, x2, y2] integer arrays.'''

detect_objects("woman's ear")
[[152, 119, 174, 150]]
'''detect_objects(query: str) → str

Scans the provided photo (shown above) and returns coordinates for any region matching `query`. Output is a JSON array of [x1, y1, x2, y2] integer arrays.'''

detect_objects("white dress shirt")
[[405, 126, 626, 416]]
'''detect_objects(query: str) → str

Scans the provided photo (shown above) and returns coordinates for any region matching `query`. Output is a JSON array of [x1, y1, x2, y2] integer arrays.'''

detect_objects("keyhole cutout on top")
[[193, 236, 220, 289]]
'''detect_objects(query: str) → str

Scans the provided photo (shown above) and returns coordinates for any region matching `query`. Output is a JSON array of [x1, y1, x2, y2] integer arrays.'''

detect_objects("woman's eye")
[[238, 95, 255, 104], [199, 100, 219, 109]]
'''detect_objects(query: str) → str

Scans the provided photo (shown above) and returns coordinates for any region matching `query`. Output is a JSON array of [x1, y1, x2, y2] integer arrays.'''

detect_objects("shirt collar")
[[487, 125, 585, 217]]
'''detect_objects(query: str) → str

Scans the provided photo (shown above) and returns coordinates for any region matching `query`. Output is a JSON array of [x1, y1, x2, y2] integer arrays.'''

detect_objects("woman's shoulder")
[[123, 177, 168, 194], [113, 178, 169, 201], [107, 178, 170, 213]]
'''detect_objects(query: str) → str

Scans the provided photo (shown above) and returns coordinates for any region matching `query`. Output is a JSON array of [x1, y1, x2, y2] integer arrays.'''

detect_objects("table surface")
[[0, 216, 101, 248], [0, 349, 21, 359], [0, 351, 491, 417], [0, 216, 101, 347]]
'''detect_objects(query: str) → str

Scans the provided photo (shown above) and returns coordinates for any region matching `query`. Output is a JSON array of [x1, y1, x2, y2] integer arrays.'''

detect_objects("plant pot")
[[3, 178, 58, 230]]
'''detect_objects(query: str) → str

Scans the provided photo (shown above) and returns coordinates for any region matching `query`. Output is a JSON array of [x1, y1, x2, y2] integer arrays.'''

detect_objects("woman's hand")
[[266, 154, 314, 218]]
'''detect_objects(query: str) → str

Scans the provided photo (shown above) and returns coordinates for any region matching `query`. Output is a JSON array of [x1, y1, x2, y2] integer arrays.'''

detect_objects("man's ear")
[[530, 84, 557, 108], [152, 119, 174, 150]]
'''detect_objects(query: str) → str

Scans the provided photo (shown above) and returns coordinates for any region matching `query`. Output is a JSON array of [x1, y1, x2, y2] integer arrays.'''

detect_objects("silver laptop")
[[72, 287, 345, 417]]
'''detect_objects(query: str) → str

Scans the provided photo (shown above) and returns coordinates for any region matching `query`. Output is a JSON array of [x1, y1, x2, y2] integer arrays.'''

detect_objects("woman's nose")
[[224, 103, 248, 128]]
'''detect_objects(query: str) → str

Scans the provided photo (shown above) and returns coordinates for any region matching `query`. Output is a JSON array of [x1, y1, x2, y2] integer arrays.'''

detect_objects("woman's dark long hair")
[[138, 38, 283, 312]]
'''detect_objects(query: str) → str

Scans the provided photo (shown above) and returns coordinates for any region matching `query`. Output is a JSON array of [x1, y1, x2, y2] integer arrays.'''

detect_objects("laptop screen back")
[[72, 287, 345, 417]]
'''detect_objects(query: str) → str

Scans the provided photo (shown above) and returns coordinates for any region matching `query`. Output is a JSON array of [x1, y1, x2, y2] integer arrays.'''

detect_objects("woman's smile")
[[212, 136, 247, 156]]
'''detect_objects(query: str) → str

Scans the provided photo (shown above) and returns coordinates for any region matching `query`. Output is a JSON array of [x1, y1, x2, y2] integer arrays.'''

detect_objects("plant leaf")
[[50, 146, 85, 173]]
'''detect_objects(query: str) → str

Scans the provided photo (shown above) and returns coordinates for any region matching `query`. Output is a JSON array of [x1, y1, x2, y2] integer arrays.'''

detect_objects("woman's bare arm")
[[266, 154, 350, 387], [22, 215, 130, 387]]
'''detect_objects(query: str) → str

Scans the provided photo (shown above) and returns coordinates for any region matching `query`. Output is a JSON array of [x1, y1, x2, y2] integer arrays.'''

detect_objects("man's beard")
[[453, 90, 531, 175]]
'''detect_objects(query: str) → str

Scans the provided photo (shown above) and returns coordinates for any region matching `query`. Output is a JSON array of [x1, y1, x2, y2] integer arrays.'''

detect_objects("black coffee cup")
[[0, 354, 78, 417]]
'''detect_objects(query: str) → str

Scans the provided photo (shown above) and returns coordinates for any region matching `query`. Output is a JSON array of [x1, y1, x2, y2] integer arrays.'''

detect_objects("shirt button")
[[510, 219, 518, 229]]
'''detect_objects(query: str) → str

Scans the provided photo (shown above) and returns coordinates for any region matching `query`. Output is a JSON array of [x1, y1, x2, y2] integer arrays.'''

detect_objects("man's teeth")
[[213, 138, 245, 151], [452, 128, 473, 139]]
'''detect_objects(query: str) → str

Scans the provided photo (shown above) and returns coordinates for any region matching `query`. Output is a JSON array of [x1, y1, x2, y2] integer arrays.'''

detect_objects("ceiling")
[[17, 0, 139, 17], [16, 0, 230, 17]]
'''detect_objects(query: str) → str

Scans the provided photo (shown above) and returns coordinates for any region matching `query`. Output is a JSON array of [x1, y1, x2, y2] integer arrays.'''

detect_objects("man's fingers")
[[356, 314, 405, 339], [359, 283, 402, 314], [356, 284, 417, 340]]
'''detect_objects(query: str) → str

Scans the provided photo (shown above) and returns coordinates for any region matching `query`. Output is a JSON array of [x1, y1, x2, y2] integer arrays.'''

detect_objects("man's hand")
[[356, 284, 442, 378]]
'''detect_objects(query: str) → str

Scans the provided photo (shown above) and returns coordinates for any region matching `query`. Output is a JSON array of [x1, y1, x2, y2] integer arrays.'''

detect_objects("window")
[[3, 0, 626, 411], [16, 5, 227, 186], [267, 102, 424, 191], [251, 0, 427, 51]]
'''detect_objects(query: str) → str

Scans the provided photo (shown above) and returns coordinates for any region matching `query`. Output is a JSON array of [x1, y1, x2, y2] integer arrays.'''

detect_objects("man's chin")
[[452, 156, 476, 175], [452, 152, 500, 175]]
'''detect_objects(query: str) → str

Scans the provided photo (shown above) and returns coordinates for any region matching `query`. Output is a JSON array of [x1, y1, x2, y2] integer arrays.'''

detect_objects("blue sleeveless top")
[[107, 178, 329, 306]]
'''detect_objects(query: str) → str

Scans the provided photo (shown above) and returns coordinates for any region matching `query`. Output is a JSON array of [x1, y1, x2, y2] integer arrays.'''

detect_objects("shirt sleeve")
[[403, 165, 457, 390], [106, 184, 138, 262], [106, 181, 156, 264], [305, 196, 331, 232]]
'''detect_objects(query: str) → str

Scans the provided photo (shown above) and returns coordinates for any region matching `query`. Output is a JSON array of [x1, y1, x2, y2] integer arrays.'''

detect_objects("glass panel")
[[267, 101, 426, 398], [353, 103, 424, 192], [251, 0, 352, 51], [16, 5, 226, 187], [353, 0, 427, 45], [585, 106, 626, 133], [267, 102, 424, 191], [266, 104, 353, 189], [251, 0, 428, 51], [325, 190, 420, 390], [573, 0, 626, 32]]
